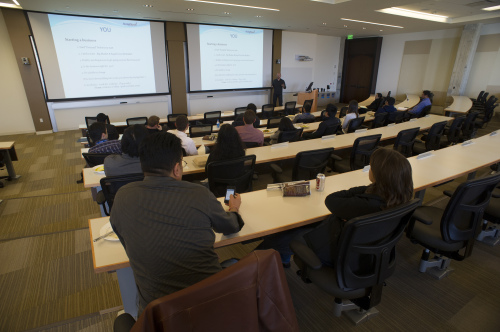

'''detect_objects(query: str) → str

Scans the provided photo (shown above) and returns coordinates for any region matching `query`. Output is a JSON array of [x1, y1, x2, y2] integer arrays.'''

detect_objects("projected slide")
[[48, 15, 156, 98], [199, 25, 264, 90]]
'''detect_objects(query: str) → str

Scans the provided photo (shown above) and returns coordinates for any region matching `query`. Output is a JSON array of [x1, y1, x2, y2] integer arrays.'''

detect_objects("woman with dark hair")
[[205, 124, 246, 170], [104, 124, 149, 176], [269, 117, 296, 144], [341, 100, 359, 133]]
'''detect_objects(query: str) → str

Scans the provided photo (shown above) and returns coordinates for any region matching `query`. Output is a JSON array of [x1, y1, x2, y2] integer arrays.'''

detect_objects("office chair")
[[189, 124, 212, 138], [371, 112, 388, 129], [232, 120, 244, 127], [339, 106, 348, 118], [277, 128, 303, 143], [387, 110, 406, 124], [393, 127, 420, 157], [267, 117, 283, 129], [206, 155, 256, 197], [323, 123, 340, 137], [126, 117, 147, 126], [82, 153, 112, 167], [461, 111, 479, 141], [412, 120, 447, 155], [270, 147, 334, 183], [302, 99, 313, 112], [113, 250, 299, 332], [477, 186, 500, 246], [345, 116, 365, 133], [284, 101, 297, 116], [406, 173, 500, 279], [475, 102, 497, 129], [203, 111, 221, 125], [439, 116, 465, 148], [294, 116, 315, 124], [261, 104, 275, 119], [471, 91, 484, 103], [291, 199, 420, 324], [96, 173, 144, 216], [330, 134, 381, 173], [167, 114, 183, 130], [234, 107, 247, 118], [419, 105, 432, 118]]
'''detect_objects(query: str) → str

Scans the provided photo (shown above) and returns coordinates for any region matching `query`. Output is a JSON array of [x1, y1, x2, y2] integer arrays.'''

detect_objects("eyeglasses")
[[182, 160, 187, 168]]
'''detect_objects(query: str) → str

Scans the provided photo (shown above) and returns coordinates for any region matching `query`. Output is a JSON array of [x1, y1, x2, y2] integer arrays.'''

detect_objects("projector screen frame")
[[25, 11, 172, 102], [184, 22, 274, 94]]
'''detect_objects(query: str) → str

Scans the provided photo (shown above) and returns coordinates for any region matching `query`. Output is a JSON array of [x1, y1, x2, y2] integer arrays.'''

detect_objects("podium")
[[297, 90, 318, 112]]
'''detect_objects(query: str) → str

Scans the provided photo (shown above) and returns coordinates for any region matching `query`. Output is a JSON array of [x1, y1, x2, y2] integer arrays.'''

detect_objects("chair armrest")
[[96, 191, 106, 205], [290, 239, 322, 270], [443, 190, 453, 197], [113, 313, 136, 332], [270, 163, 283, 174], [330, 154, 343, 162], [412, 209, 433, 225]]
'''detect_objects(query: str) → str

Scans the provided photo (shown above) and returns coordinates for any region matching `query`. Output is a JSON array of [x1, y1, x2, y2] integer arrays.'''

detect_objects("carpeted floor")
[[0, 114, 499, 331]]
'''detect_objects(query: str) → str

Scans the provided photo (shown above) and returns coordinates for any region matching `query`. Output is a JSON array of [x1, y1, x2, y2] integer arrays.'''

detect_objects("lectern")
[[297, 90, 318, 112]]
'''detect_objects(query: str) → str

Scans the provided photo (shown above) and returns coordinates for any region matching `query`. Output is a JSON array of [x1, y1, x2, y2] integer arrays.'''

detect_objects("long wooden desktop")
[[444, 96, 473, 116]]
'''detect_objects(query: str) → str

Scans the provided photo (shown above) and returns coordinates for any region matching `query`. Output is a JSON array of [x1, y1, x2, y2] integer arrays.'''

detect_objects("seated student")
[[145, 115, 163, 134], [206, 124, 246, 171], [407, 90, 433, 116], [270, 117, 297, 144], [167, 115, 198, 156], [341, 100, 359, 133], [366, 93, 383, 110], [96, 113, 119, 140], [375, 96, 397, 115], [293, 103, 315, 124], [245, 103, 261, 128], [303, 103, 340, 139], [88, 122, 121, 154], [110, 132, 244, 314], [235, 110, 264, 146], [103, 124, 148, 176]]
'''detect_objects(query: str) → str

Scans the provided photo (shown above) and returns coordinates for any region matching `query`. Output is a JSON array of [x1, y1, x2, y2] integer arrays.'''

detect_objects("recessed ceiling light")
[[483, 5, 500, 11], [344, 25, 347, 27], [341, 18, 404, 29], [143, 4, 153, 8], [185, 0, 279, 11], [113, 10, 119, 12], [377, 7, 448, 23], [362, 27, 366, 29], [256, 15, 262, 18], [322, 22, 327, 25], [187, 8, 194, 11], [223, 11, 230, 14], [380, 29, 383, 31]]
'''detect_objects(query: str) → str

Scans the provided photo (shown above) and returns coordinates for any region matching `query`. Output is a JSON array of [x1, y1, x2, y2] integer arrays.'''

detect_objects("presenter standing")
[[272, 73, 286, 107]]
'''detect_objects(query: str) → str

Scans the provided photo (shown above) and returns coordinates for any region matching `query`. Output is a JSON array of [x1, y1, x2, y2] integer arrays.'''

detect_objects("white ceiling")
[[6, 0, 500, 37]]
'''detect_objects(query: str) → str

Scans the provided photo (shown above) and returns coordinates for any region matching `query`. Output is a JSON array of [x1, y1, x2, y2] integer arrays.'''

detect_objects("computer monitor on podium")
[[306, 82, 313, 92]]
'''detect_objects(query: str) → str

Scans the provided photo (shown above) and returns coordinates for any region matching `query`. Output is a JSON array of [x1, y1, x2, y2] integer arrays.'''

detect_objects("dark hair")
[[278, 117, 295, 131], [89, 122, 106, 144], [423, 90, 434, 102], [386, 97, 396, 106], [366, 148, 413, 209], [304, 104, 312, 113], [376, 93, 383, 98], [348, 100, 359, 117], [122, 124, 149, 157], [175, 115, 189, 131], [96, 113, 108, 123], [243, 110, 256, 124], [139, 132, 182, 175], [147, 115, 160, 127], [247, 103, 257, 112], [325, 103, 337, 117], [210, 124, 246, 162]]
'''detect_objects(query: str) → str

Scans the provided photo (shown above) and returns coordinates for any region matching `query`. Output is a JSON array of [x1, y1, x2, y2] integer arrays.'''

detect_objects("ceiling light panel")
[[340, 18, 404, 28], [483, 5, 500, 11], [377, 7, 449, 23], [185, 0, 279, 11]]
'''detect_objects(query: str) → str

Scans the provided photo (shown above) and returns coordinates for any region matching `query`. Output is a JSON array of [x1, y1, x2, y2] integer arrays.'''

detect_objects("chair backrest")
[[462, 111, 479, 140], [476, 91, 484, 101], [167, 114, 183, 130], [85, 117, 98, 129], [302, 99, 313, 112], [189, 124, 213, 138], [267, 117, 283, 129], [323, 123, 340, 136], [393, 111, 407, 123], [346, 116, 365, 133], [372, 112, 388, 128], [204, 111, 221, 125], [295, 116, 315, 124], [440, 173, 500, 251], [126, 117, 147, 126], [350, 134, 382, 171], [419, 105, 432, 118], [339, 107, 348, 118], [284, 101, 297, 116], [278, 128, 303, 143], [82, 153, 111, 167], [234, 107, 247, 118], [335, 199, 420, 291], [424, 120, 448, 151], [485, 95, 497, 107], [261, 104, 275, 119], [207, 155, 256, 197], [393, 127, 420, 157], [481, 92, 489, 104], [243, 141, 260, 148], [292, 148, 335, 181], [100, 173, 144, 213], [446, 116, 466, 145], [232, 120, 245, 127]]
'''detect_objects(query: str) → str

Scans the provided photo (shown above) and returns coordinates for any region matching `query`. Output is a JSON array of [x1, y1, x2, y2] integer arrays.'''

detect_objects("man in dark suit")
[[272, 73, 286, 107], [303, 104, 340, 139]]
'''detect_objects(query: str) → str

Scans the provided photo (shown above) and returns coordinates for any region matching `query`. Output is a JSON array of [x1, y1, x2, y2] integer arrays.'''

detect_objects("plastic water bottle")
[[216, 119, 220, 129]]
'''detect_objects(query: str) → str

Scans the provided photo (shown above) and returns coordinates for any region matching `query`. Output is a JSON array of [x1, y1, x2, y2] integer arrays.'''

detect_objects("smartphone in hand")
[[224, 186, 236, 204]]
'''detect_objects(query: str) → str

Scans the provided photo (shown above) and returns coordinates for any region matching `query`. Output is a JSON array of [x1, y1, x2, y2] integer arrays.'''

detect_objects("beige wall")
[[0, 9, 35, 135]]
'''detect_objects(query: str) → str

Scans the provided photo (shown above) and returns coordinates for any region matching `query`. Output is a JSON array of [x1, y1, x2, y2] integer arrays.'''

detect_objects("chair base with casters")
[[417, 249, 454, 279], [476, 189, 500, 246], [476, 221, 500, 246], [335, 301, 379, 325]]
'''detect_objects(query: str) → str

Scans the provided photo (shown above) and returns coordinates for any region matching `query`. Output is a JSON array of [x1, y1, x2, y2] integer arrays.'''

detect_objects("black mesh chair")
[[440, 116, 465, 148], [291, 199, 420, 324], [295, 116, 315, 124], [82, 153, 112, 167], [261, 104, 275, 119], [471, 91, 484, 103], [234, 107, 247, 118], [204, 111, 221, 125], [419, 105, 432, 118], [85, 117, 98, 129], [461, 111, 479, 141], [393, 127, 420, 157], [126, 117, 147, 126], [189, 124, 212, 138], [387, 111, 406, 124], [97, 173, 144, 216], [271, 148, 334, 183], [323, 123, 340, 137], [232, 120, 245, 127], [302, 99, 313, 112], [406, 173, 500, 279], [331, 134, 381, 173], [243, 141, 260, 148], [412, 120, 448, 155], [167, 114, 183, 130], [339, 107, 348, 118], [475, 102, 497, 129], [267, 117, 283, 129], [371, 112, 388, 129], [346, 116, 365, 133], [206, 155, 256, 198], [277, 128, 303, 143], [284, 101, 297, 116], [477, 187, 500, 246]]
